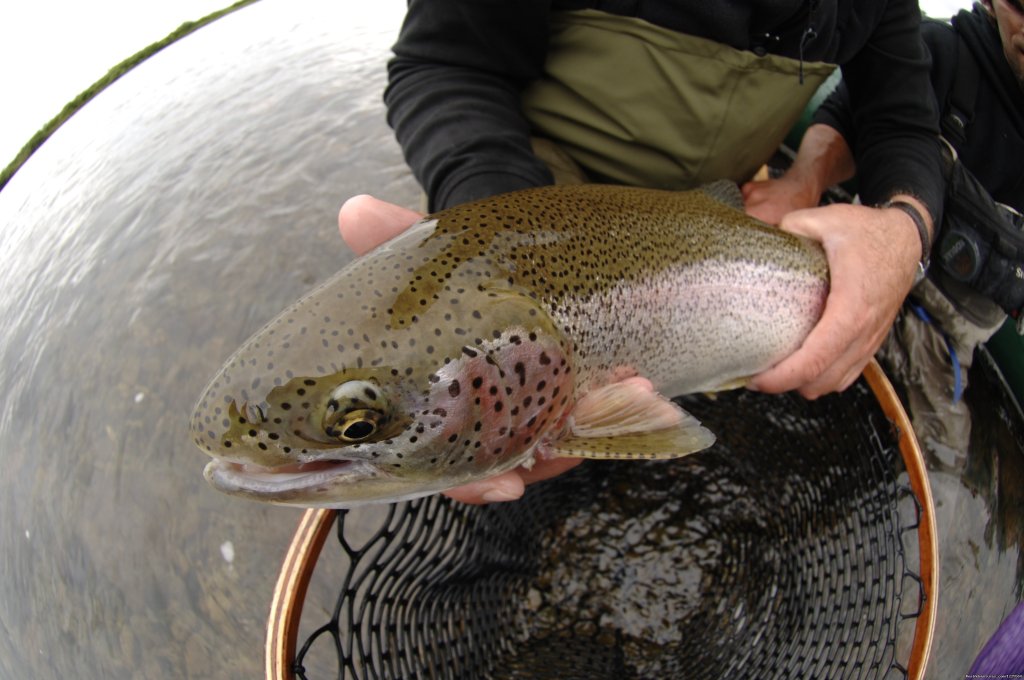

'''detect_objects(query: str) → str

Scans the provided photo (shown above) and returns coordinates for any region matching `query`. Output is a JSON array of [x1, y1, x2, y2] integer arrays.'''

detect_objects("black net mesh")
[[291, 378, 925, 679]]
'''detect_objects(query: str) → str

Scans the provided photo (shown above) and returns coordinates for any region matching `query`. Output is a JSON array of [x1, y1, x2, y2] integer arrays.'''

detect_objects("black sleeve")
[[385, 0, 555, 211], [814, 0, 945, 224], [812, 78, 854, 144]]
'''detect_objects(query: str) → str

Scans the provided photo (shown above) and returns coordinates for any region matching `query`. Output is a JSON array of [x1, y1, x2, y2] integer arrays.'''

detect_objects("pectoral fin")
[[703, 376, 750, 397], [548, 379, 715, 460]]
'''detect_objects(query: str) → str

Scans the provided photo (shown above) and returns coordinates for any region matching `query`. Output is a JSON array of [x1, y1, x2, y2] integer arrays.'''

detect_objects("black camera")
[[935, 147, 1024, 318]]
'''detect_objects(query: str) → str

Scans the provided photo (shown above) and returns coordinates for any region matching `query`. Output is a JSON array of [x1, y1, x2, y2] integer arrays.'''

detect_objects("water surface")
[[0, 0, 1019, 677], [0, 2, 416, 677]]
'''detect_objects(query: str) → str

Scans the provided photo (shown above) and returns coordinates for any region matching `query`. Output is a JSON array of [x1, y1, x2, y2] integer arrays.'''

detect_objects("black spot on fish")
[[448, 381, 461, 398]]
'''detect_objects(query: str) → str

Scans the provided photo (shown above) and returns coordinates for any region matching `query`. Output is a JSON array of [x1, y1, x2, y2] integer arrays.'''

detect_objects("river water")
[[0, 1, 1018, 678], [0, 2, 416, 677]]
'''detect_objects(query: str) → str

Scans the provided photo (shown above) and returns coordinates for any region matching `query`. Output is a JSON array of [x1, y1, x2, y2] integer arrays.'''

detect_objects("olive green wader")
[[521, 10, 835, 189]]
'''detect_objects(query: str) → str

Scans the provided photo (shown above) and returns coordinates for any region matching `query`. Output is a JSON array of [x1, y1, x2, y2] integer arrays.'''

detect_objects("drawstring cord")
[[798, 0, 818, 85], [798, 26, 817, 84], [909, 302, 964, 404]]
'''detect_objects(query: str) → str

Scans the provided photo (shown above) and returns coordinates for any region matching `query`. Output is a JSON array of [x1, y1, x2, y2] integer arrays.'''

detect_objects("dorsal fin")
[[700, 180, 745, 211]]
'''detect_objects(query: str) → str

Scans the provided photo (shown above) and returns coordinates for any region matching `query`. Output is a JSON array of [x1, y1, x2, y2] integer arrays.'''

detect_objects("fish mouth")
[[203, 458, 381, 501]]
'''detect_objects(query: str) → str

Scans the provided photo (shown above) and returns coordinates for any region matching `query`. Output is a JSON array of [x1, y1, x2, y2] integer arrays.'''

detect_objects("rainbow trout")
[[191, 182, 828, 507]]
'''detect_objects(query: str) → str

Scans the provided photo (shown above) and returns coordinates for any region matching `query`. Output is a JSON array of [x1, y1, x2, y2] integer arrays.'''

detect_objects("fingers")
[[749, 204, 917, 397], [748, 300, 881, 398], [741, 178, 819, 226], [516, 457, 584, 485], [772, 205, 826, 240], [441, 457, 583, 504], [740, 182, 779, 224], [442, 471, 526, 504], [338, 194, 423, 255], [740, 180, 782, 224]]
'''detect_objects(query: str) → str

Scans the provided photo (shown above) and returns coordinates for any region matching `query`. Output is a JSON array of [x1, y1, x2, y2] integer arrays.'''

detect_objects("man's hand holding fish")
[[745, 196, 933, 398]]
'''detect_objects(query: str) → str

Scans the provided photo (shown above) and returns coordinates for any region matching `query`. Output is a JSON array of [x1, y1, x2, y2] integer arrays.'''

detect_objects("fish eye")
[[326, 409, 382, 442], [322, 380, 390, 443]]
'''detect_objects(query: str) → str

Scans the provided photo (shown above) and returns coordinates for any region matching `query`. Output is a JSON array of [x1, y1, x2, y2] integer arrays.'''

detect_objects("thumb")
[[338, 195, 423, 255], [776, 207, 826, 242]]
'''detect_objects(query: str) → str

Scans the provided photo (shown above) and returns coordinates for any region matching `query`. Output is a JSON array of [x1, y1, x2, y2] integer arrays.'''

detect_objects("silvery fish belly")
[[191, 182, 828, 507]]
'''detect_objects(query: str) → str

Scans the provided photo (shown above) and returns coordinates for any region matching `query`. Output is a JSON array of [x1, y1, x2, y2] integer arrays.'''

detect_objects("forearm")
[[386, 62, 552, 210], [785, 123, 857, 198], [842, 0, 944, 223], [385, 0, 553, 210], [742, 122, 857, 223]]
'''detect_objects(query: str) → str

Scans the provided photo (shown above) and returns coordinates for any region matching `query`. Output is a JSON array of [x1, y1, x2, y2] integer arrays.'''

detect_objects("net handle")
[[862, 358, 939, 680], [266, 508, 337, 680]]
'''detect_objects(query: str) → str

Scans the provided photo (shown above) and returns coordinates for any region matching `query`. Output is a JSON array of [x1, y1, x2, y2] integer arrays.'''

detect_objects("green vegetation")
[[0, 0, 261, 192]]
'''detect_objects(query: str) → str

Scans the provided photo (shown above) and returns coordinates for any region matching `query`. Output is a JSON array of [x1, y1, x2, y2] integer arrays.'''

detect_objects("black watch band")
[[881, 199, 931, 284]]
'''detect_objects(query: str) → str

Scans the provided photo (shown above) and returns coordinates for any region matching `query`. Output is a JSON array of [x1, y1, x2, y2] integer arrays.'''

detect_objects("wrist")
[[878, 198, 933, 284]]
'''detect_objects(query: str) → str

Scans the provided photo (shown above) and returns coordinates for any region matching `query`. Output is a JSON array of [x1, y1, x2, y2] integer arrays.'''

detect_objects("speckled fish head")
[[192, 215, 576, 507]]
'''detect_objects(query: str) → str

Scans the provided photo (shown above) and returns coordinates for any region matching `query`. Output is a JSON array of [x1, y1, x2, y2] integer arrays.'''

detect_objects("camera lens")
[[938, 227, 983, 282]]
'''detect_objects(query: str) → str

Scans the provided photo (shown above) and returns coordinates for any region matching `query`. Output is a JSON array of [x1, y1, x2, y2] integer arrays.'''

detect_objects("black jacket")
[[816, 6, 1024, 213], [387, 0, 942, 216]]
